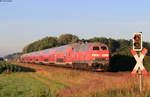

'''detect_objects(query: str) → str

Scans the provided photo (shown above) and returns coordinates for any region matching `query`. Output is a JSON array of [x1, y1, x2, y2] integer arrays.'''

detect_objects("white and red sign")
[[131, 48, 148, 76]]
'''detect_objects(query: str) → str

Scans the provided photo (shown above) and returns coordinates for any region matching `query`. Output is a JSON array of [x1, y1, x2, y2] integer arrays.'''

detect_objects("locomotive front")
[[89, 44, 109, 71]]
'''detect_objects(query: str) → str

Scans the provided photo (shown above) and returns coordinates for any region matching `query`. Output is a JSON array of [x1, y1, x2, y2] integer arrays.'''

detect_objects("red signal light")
[[134, 35, 141, 41], [133, 32, 143, 51]]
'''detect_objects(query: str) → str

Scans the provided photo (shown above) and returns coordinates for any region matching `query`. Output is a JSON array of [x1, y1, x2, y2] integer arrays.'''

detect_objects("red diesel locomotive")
[[20, 42, 110, 71]]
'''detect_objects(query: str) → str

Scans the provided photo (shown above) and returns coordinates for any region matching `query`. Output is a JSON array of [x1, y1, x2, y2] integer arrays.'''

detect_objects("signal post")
[[131, 32, 148, 92]]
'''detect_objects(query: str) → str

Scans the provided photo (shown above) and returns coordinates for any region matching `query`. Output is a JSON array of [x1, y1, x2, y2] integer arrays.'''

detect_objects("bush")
[[144, 56, 150, 72], [109, 54, 135, 72], [0, 62, 22, 73]]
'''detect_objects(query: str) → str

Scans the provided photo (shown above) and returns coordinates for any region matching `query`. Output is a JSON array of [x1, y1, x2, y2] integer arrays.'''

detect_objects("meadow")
[[0, 56, 150, 97]]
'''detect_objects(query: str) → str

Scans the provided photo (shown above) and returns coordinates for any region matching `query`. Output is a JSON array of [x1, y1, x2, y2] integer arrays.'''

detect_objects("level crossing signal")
[[133, 32, 143, 51], [131, 32, 148, 75]]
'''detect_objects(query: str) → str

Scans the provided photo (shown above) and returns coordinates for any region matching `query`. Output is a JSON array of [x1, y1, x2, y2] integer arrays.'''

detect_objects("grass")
[[30, 72, 68, 92], [0, 75, 145, 97], [0, 62, 79, 97], [0, 73, 56, 97], [1, 61, 150, 97], [69, 76, 150, 97], [85, 89, 150, 97]]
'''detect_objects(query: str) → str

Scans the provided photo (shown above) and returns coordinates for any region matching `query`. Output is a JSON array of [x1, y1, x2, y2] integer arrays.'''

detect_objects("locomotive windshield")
[[93, 46, 100, 50], [93, 46, 107, 51], [101, 46, 107, 50]]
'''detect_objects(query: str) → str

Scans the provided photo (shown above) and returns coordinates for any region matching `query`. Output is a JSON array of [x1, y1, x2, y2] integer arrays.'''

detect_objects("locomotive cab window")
[[101, 46, 107, 50], [93, 46, 100, 50]]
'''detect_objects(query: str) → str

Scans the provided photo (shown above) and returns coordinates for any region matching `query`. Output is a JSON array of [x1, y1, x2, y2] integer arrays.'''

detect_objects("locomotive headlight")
[[102, 54, 109, 57], [92, 54, 99, 57]]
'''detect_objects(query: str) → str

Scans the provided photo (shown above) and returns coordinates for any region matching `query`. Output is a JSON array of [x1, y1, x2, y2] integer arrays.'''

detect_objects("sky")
[[0, 0, 150, 56]]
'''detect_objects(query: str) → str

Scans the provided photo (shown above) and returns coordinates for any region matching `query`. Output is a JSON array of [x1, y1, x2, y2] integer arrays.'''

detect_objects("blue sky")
[[0, 0, 150, 56]]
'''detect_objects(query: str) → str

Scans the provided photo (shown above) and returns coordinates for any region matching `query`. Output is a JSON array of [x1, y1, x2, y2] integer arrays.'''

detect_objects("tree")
[[89, 37, 109, 44], [57, 34, 79, 45], [38, 37, 58, 50], [22, 36, 57, 53], [143, 42, 150, 56]]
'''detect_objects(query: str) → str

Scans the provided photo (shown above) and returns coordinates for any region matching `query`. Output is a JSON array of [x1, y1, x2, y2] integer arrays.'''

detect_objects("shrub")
[[0, 62, 22, 73]]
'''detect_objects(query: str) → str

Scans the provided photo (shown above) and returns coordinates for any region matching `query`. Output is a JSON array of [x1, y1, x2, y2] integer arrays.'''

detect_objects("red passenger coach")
[[20, 42, 110, 71]]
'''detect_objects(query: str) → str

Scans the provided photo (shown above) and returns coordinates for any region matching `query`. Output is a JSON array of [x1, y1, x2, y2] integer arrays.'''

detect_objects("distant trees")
[[143, 42, 150, 56], [89, 37, 109, 44], [22, 34, 79, 53], [22, 33, 150, 56], [23, 37, 57, 53], [4, 52, 22, 61], [38, 37, 58, 50], [57, 34, 79, 45]]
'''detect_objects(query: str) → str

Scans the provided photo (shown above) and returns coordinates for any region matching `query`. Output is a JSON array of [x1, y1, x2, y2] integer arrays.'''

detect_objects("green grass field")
[[1, 72, 150, 97], [0, 73, 53, 97], [0, 57, 150, 97]]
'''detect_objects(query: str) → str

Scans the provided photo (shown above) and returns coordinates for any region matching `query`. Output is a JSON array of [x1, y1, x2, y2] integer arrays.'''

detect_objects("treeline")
[[22, 33, 150, 56], [23, 34, 79, 53], [4, 52, 22, 61]]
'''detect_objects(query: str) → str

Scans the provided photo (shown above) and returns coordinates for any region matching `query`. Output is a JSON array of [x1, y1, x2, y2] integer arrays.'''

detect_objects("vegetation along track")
[[12, 62, 127, 76], [11, 62, 150, 97]]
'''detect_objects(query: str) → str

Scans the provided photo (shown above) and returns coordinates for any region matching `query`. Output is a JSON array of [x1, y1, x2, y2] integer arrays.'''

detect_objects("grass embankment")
[[1, 61, 150, 97], [0, 62, 59, 97], [0, 73, 51, 97]]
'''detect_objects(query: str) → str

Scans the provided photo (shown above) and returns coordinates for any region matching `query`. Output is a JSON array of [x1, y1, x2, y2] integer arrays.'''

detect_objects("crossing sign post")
[[131, 32, 148, 92], [131, 48, 148, 75]]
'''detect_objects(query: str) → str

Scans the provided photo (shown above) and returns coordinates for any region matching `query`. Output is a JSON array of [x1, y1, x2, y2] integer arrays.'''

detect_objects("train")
[[20, 42, 110, 71]]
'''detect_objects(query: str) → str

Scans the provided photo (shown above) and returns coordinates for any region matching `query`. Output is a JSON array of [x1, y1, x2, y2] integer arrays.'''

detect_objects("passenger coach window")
[[93, 46, 99, 50], [101, 46, 107, 50]]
